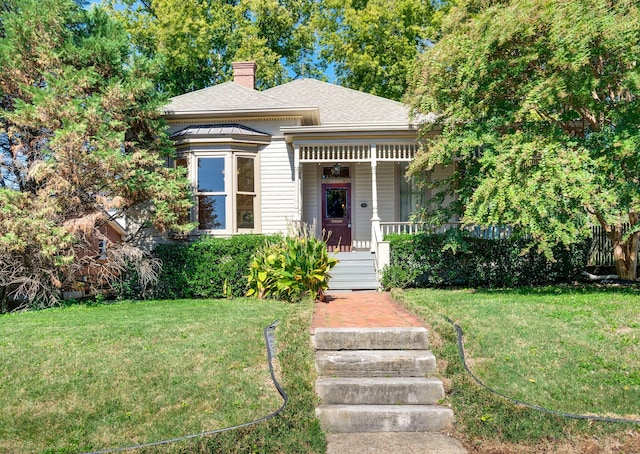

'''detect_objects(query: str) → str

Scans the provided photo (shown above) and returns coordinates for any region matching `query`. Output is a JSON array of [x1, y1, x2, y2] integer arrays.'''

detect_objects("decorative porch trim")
[[298, 143, 416, 163], [299, 144, 371, 162], [376, 143, 416, 161]]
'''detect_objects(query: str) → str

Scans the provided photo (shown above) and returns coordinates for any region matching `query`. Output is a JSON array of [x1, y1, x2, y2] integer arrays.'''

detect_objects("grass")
[[0, 298, 325, 454], [394, 286, 640, 451]]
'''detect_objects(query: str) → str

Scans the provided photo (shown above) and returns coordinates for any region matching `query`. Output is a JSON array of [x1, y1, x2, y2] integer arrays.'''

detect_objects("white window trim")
[[188, 150, 260, 235]]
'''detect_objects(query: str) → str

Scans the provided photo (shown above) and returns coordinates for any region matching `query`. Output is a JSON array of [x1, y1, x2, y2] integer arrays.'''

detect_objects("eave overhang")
[[163, 106, 321, 126], [280, 122, 423, 143]]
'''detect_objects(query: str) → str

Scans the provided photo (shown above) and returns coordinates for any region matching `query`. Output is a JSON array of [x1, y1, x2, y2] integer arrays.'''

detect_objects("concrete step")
[[316, 377, 444, 405], [325, 432, 468, 453], [328, 281, 378, 291], [316, 404, 454, 433], [314, 327, 429, 351], [315, 350, 436, 377]]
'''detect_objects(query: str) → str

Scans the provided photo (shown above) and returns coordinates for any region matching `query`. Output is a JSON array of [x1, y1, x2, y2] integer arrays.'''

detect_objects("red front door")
[[322, 183, 351, 252]]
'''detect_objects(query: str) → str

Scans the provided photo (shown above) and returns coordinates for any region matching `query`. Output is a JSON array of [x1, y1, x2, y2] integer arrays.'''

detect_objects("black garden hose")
[[84, 320, 288, 453], [442, 315, 640, 425]]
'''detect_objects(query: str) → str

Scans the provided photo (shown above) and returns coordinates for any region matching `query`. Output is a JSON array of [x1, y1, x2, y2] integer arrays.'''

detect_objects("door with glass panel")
[[322, 183, 351, 252]]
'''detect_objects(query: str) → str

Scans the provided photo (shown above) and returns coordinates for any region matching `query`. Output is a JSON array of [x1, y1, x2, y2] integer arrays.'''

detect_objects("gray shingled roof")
[[164, 81, 297, 113], [262, 79, 410, 124], [165, 78, 411, 126]]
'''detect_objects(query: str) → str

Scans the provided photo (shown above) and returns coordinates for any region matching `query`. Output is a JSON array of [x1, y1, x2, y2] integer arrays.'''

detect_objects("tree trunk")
[[0, 286, 7, 314], [608, 225, 639, 281]]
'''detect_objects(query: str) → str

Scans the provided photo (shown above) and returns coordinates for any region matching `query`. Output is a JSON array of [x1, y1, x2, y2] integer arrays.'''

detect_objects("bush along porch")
[[381, 229, 590, 289]]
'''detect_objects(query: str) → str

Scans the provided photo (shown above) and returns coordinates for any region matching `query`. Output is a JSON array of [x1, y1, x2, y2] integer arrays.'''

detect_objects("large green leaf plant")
[[247, 223, 338, 302]]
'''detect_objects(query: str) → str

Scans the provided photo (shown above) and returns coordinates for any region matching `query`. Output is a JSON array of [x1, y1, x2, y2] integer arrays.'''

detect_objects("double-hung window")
[[170, 123, 268, 234], [197, 157, 227, 230], [399, 162, 425, 222], [191, 154, 258, 233], [236, 156, 255, 229]]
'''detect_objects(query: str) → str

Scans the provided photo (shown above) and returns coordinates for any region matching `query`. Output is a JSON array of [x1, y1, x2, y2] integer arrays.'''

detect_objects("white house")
[[163, 62, 452, 271]]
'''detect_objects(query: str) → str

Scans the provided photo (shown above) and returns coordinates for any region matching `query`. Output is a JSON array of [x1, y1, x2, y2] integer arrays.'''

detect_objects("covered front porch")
[[290, 141, 419, 273]]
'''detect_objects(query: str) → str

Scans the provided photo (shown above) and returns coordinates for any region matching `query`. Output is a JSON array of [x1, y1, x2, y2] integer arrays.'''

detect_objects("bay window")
[[191, 153, 257, 233], [170, 122, 269, 235]]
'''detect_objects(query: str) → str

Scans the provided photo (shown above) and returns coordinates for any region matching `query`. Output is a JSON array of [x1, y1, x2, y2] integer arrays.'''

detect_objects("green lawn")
[[394, 287, 640, 449], [0, 298, 325, 453]]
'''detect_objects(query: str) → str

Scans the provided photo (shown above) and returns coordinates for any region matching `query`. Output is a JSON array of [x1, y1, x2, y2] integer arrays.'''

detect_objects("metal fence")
[[588, 224, 631, 267], [381, 221, 627, 267]]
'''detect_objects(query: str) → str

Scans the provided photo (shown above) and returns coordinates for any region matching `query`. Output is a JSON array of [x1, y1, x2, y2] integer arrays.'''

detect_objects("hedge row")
[[151, 235, 279, 299], [381, 230, 590, 289]]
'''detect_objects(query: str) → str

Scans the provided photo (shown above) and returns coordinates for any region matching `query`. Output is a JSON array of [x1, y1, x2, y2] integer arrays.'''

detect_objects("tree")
[[106, 0, 320, 95], [0, 0, 193, 310], [314, 0, 443, 101], [407, 0, 640, 280]]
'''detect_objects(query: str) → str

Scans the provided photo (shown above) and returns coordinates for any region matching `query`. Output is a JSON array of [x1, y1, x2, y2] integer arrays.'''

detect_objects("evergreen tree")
[[0, 0, 193, 310]]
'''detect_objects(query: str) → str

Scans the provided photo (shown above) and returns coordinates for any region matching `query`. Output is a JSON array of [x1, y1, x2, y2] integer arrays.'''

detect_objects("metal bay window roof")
[[170, 123, 271, 146]]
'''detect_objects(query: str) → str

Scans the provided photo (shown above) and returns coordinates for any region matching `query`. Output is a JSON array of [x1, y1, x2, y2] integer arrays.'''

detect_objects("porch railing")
[[378, 221, 622, 267], [371, 219, 389, 277], [380, 222, 513, 239]]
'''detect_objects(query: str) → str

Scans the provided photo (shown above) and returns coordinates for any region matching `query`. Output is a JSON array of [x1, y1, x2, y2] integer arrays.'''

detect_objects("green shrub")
[[247, 224, 338, 302], [382, 229, 590, 289], [150, 235, 279, 299], [379, 263, 420, 289]]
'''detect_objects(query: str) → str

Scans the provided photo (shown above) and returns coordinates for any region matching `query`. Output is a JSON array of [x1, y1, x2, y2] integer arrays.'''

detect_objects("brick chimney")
[[232, 61, 257, 90]]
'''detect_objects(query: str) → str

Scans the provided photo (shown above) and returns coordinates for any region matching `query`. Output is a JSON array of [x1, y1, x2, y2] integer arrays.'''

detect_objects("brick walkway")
[[311, 291, 424, 332]]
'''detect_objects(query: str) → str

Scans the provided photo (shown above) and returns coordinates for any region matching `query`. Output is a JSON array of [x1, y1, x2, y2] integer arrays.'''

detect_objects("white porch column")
[[370, 143, 380, 223], [293, 143, 302, 222], [370, 144, 381, 254], [370, 143, 389, 273]]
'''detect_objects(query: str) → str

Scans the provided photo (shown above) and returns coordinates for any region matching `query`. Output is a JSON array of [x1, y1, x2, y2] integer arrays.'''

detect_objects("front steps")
[[315, 350, 436, 377], [314, 327, 454, 434], [329, 252, 378, 291], [316, 377, 446, 405]]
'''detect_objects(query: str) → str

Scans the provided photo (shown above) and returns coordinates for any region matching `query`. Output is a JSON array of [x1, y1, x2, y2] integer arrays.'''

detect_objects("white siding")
[[351, 161, 396, 249], [259, 139, 296, 234], [377, 162, 396, 223], [353, 164, 372, 249], [302, 163, 319, 232]]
